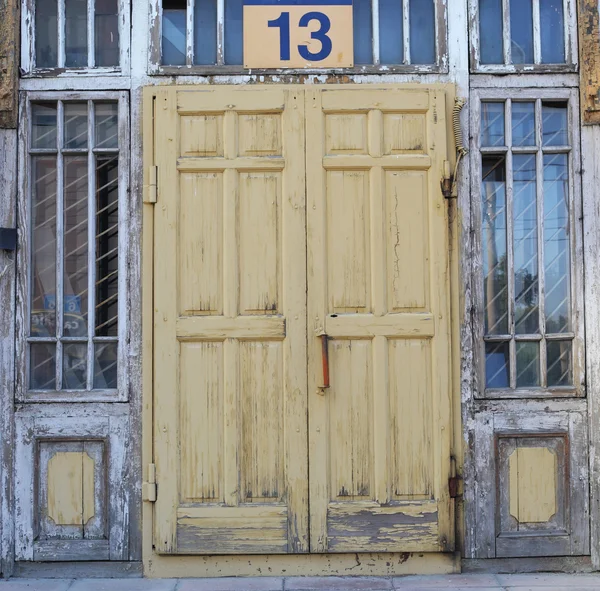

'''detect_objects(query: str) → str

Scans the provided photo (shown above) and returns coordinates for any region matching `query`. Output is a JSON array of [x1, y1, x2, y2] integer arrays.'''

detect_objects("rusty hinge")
[[143, 463, 157, 502], [448, 456, 462, 498], [144, 166, 158, 204]]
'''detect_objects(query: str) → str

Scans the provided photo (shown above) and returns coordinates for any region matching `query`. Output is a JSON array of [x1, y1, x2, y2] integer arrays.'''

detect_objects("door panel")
[[306, 87, 453, 553], [153, 87, 308, 554]]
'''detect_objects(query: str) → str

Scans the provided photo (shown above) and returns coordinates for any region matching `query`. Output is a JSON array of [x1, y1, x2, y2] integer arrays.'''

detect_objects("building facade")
[[0, 0, 599, 578]]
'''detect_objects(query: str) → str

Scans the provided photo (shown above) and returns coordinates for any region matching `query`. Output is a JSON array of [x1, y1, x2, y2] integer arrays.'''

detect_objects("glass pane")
[[31, 157, 57, 338], [485, 341, 510, 388], [482, 156, 508, 335], [36, 0, 58, 68], [511, 102, 535, 147], [481, 102, 505, 147], [353, 0, 372, 64], [516, 341, 540, 387], [30, 343, 56, 390], [194, 0, 218, 65], [509, 0, 533, 64], [65, 0, 88, 67], [547, 340, 572, 386], [64, 103, 88, 150], [96, 156, 119, 337], [542, 102, 568, 147], [95, 0, 120, 67], [379, 0, 403, 64], [94, 341, 117, 388], [63, 343, 87, 389], [95, 103, 118, 149], [63, 157, 88, 338], [544, 153, 570, 333], [540, 0, 565, 63], [479, 0, 503, 64], [162, 0, 187, 66], [410, 0, 435, 64], [32, 104, 57, 150], [513, 154, 539, 334], [225, 0, 243, 65]]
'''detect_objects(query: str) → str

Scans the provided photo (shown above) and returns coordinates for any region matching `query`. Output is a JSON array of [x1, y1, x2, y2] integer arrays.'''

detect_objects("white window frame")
[[21, 0, 131, 76], [468, 0, 578, 73], [148, 0, 448, 74], [16, 90, 131, 403], [470, 87, 584, 399]]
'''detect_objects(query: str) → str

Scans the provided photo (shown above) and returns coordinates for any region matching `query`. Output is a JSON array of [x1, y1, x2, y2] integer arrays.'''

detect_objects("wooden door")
[[152, 87, 308, 554], [306, 87, 454, 553]]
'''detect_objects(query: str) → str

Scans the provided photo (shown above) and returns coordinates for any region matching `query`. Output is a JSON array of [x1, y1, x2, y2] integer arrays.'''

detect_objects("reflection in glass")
[[481, 102, 505, 147], [194, 0, 218, 65], [509, 0, 533, 63], [162, 0, 186, 65], [65, 0, 88, 67], [410, 0, 435, 64], [225, 0, 243, 64], [516, 341, 540, 387], [513, 155, 538, 334], [540, 0, 565, 63], [30, 343, 56, 390], [547, 340, 572, 386], [32, 104, 58, 150], [482, 156, 508, 335], [36, 0, 58, 68], [511, 102, 535, 147], [63, 343, 87, 389], [544, 153, 570, 334], [354, 0, 372, 64], [64, 103, 88, 150], [485, 341, 510, 388], [542, 102, 568, 146], [95, 0, 120, 67], [479, 0, 503, 64], [379, 0, 403, 64], [95, 103, 119, 149], [94, 342, 118, 388]]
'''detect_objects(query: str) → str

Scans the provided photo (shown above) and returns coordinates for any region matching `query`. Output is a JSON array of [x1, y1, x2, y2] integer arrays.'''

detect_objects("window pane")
[[543, 153, 570, 333], [225, 0, 243, 65], [410, 0, 435, 64], [511, 102, 535, 147], [64, 157, 89, 338], [482, 156, 508, 335], [516, 341, 540, 387], [540, 0, 565, 63], [63, 343, 87, 389], [485, 341, 510, 388], [379, 0, 403, 64], [36, 0, 58, 68], [64, 103, 88, 150], [194, 0, 218, 65], [509, 0, 533, 64], [31, 157, 57, 338], [65, 0, 88, 67], [353, 0, 372, 64], [513, 155, 539, 334], [96, 156, 119, 337], [95, 0, 120, 67], [32, 104, 57, 150], [30, 343, 56, 390], [94, 342, 117, 388], [481, 102, 505, 147], [547, 340, 572, 386], [479, 0, 503, 64], [95, 103, 119, 149], [542, 102, 568, 146], [162, 0, 187, 65]]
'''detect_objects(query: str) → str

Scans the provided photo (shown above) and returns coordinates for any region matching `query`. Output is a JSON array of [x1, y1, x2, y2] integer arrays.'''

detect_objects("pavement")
[[2, 574, 600, 591]]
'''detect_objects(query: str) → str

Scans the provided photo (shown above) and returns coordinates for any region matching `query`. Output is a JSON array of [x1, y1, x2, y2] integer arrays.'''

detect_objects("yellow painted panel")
[[180, 114, 224, 157], [179, 172, 223, 316], [389, 339, 432, 498], [180, 342, 224, 502], [328, 339, 372, 500], [238, 114, 282, 156], [383, 114, 427, 155], [325, 114, 368, 155], [327, 170, 371, 313], [386, 170, 429, 311], [239, 171, 281, 315], [240, 341, 284, 502]]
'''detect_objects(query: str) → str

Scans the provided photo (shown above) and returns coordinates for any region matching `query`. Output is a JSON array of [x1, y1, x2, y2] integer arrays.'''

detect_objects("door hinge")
[[143, 463, 157, 502], [144, 166, 158, 204], [441, 160, 455, 200], [449, 456, 462, 498]]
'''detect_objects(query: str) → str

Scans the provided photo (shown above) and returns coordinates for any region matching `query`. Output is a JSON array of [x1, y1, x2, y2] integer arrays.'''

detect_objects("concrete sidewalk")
[[2, 574, 600, 590]]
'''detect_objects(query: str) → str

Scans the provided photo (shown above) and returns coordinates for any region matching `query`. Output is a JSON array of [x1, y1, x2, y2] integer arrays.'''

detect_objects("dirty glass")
[[64, 103, 88, 150], [485, 342, 510, 388], [547, 340, 572, 386], [162, 0, 187, 65], [95, 103, 119, 149], [32, 104, 58, 150], [511, 102, 535, 147], [225, 0, 243, 64], [516, 342, 540, 387], [95, 0, 120, 66], [540, 0, 565, 63], [509, 0, 533, 64], [36, 0, 58, 68], [479, 0, 503, 64], [353, 0, 372, 64], [63, 343, 87, 389], [410, 0, 435, 64], [30, 344, 56, 390], [542, 102, 568, 146], [65, 0, 88, 67], [379, 0, 403, 64], [481, 102, 505, 147], [194, 0, 218, 65], [94, 342, 118, 388]]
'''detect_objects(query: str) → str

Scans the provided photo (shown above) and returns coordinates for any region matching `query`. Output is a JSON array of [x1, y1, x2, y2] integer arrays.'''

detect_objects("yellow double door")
[[151, 85, 454, 555]]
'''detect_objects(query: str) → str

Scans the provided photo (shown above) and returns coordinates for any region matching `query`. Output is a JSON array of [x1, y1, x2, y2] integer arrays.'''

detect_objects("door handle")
[[320, 334, 330, 390]]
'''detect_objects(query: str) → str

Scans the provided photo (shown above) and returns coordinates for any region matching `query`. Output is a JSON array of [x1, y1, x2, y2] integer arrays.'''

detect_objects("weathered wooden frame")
[[469, 86, 584, 400], [148, 0, 448, 74], [467, 0, 578, 73], [15, 90, 131, 403]]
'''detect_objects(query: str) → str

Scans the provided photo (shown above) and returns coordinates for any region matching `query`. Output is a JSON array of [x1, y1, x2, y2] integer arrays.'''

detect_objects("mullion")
[[56, 101, 65, 390], [88, 0, 95, 67], [505, 100, 516, 388], [532, 0, 541, 64], [87, 100, 96, 390], [58, 0, 66, 68], [372, 0, 380, 64], [501, 0, 510, 65], [402, 0, 410, 65], [217, 0, 225, 65], [186, 0, 195, 66]]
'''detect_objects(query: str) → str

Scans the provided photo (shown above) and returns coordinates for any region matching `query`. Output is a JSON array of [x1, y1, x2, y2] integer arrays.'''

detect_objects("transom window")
[[473, 93, 583, 396], [158, 0, 443, 69]]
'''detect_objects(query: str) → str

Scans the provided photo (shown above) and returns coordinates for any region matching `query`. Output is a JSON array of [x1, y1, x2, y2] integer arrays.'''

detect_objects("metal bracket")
[[143, 463, 157, 502], [0, 228, 17, 251]]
